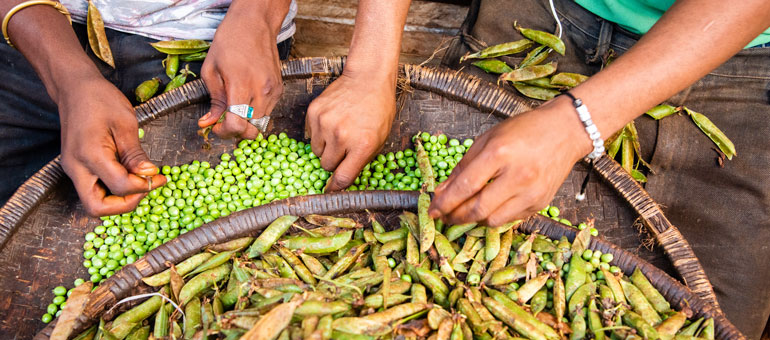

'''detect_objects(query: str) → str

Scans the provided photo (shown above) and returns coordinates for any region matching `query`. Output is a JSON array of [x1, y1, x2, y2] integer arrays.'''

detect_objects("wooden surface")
[[0, 73, 673, 339], [293, 0, 468, 64]]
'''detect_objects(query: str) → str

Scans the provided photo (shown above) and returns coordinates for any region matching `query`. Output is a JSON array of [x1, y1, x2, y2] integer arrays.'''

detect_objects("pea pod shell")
[[415, 140, 436, 192], [630, 268, 670, 314], [655, 310, 687, 340], [512, 82, 561, 101], [461, 39, 533, 61], [282, 230, 353, 254], [332, 317, 391, 337], [499, 62, 558, 82], [622, 311, 660, 340], [86, 1, 115, 68], [135, 78, 160, 103], [207, 236, 254, 252], [295, 300, 351, 316], [685, 107, 736, 160], [519, 45, 550, 68], [481, 297, 549, 340], [620, 279, 662, 326], [418, 192, 436, 252], [248, 215, 298, 257], [179, 51, 207, 62], [241, 295, 305, 340], [522, 77, 565, 90], [515, 24, 566, 55], [645, 104, 677, 120], [445, 223, 477, 242], [164, 54, 179, 79], [305, 214, 360, 228], [472, 60, 514, 74], [163, 65, 196, 93], [550, 72, 589, 87], [178, 263, 231, 305], [150, 39, 211, 54]]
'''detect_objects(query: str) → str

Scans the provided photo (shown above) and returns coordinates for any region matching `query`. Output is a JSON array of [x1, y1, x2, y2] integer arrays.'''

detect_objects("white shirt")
[[60, 0, 297, 42]]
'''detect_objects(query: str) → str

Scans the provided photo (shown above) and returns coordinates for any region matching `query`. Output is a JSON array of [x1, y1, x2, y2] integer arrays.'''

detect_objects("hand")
[[306, 72, 397, 191], [59, 76, 166, 216], [197, 1, 288, 139], [428, 98, 590, 226]]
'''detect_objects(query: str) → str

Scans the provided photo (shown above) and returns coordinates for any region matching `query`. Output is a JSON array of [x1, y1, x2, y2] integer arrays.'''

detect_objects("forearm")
[[345, 0, 411, 81], [2, 1, 101, 105], [562, 0, 770, 156]]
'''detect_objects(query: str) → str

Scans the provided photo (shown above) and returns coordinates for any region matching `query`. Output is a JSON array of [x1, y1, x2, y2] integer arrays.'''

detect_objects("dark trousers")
[[0, 24, 292, 205], [443, 0, 770, 337]]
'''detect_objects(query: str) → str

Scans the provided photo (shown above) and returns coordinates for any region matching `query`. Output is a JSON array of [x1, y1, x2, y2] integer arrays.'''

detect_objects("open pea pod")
[[86, 0, 115, 68], [472, 60, 514, 74], [499, 62, 558, 83], [460, 39, 533, 62], [151, 39, 211, 55], [684, 107, 737, 160], [550, 72, 589, 88], [519, 45, 550, 68], [512, 82, 560, 101], [645, 104, 678, 120]]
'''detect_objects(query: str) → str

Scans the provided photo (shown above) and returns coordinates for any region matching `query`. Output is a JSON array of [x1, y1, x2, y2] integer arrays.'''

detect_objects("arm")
[[1, 1, 166, 216], [305, 0, 412, 191], [429, 0, 770, 226], [198, 0, 291, 139]]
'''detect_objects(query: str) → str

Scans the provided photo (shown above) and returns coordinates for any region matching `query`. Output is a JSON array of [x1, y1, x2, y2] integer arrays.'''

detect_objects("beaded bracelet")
[[563, 91, 604, 160]]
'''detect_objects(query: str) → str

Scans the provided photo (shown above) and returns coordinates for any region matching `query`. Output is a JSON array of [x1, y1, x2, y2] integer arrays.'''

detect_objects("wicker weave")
[[34, 190, 743, 340], [0, 57, 733, 338]]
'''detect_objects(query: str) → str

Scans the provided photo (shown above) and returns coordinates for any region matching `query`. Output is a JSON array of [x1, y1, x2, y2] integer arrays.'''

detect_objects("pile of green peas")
[[41, 278, 85, 323], [348, 132, 473, 191], [539, 204, 599, 237]]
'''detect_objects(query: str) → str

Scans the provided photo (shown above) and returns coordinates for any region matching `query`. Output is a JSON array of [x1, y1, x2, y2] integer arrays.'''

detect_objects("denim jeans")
[[443, 0, 770, 337], [0, 24, 292, 205]]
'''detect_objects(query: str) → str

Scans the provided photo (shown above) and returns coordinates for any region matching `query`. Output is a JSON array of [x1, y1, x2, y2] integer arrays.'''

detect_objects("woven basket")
[[0, 57, 735, 338], [35, 191, 742, 340]]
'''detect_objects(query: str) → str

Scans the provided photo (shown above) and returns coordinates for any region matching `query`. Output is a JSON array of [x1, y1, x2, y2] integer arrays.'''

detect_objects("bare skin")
[[428, 0, 770, 226]]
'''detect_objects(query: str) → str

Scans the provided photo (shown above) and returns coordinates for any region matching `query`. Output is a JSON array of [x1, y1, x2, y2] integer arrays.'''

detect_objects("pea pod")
[[519, 45, 550, 68], [513, 82, 560, 101], [699, 319, 714, 340], [164, 54, 179, 79], [655, 311, 687, 340], [208, 236, 254, 253], [517, 272, 550, 304], [86, 0, 115, 68], [241, 295, 305, 340], [135, 78, 160, 103], [142, 253, 213, 287], [418, 192, 436, 252], [184, 250, 235, 278], [415, 267, 449, 306], [499, 62, 558, 82], [532, 236, 559, 253], [530, 287, 548, 316], [460, 39, 533, 61], [515, 24, 566, 55], [685, 107, 736, 160], [605, 129, 624, 159], [588, 298, 605, 340], [373, 227, 408, 243], [179, 51, 207, 62], [109, 289, 166, 339], [378, 238, 406, 256], [466, 249, 486, 286], [164, 64, 196, 93], [564, 254, 588, 301], [472, 60, 514, 74], [445, 223, 477, 242], [364, 293, 411, 309], [485, 227, 501, 261], [482, 297, 550, 340], [305, 214, 360, 229], [553, 271, 566, 324], [621, 279, 662, 326], [73, 326, 97, 340], [333, 317, 391, 337], [567, 282, 595, 319], [514, 234, 535, 266], [295, 300, 351, 316], [550, 72, 588, 88], [600, 268, 626, 304], [317, 314, 333, 340], [522, 77, 565, 90], [486, 265, 526, 286], [183, 297, 201, 340], [645, 104, 677, 120], [630, 268, 670, 314], [152, 301, 169, 338], [622, 310, 660, 340], [678, 317, 703, 336], [482, 228, 513, 282], [249, 216, 298, 258], [570, 308, 586, 340], [178, 263, 231, 305], [362, 302, 430, 325], [415, 140, 436, 191], [324, 243, 368, 279], [150, 39, 210, 54], [125, 325, 149, 340]]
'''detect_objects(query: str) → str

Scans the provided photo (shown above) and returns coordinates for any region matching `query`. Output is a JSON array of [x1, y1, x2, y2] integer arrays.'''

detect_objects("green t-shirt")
[[575, 0, 770, 48]]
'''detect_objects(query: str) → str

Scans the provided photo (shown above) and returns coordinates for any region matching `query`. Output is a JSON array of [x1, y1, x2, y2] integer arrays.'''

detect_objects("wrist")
[[546, 95, 596, 161]]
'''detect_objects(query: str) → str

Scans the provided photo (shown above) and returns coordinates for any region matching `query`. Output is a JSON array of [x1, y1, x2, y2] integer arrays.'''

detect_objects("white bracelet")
[[564, 92, 604, 160]]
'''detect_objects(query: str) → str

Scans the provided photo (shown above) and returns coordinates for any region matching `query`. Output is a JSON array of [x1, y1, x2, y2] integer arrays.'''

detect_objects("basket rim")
[[36, 190, 743, 340]]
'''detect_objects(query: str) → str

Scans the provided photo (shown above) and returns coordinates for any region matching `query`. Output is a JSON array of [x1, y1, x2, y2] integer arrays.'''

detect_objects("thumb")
[[199, 72, 227, 128], [114, 129, 158, 177], [324, 151, 368, 192]]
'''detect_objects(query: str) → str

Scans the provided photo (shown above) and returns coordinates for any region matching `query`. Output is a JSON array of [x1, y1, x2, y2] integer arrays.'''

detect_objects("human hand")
[[428, 98, 591, 226], [197, 1, 288, 139], [59, 76, 166, 216], [305, 72, 397, 191]]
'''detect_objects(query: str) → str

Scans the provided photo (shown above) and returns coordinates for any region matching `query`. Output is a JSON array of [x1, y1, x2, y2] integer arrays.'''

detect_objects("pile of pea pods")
[[71, 193, 713, 340]]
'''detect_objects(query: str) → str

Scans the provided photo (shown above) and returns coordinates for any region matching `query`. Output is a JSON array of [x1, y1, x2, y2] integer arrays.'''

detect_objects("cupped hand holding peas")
[[197, 0, 291, 139], [428, 98, 590, 226]]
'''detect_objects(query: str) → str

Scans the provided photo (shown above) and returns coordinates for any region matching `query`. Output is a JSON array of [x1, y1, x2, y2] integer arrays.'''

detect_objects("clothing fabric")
[[59, 0, 297, 42], [574, 0, 770, 48], [442, 0, 770, 338], [0, 23, 292, 206]]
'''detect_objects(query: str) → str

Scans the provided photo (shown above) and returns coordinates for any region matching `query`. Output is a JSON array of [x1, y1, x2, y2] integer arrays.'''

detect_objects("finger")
[[306, 103, 325, 157], [325, 148, 370, 192], [428, 150, 498, 219], [443, 176, 519, 225], [67, 163, 146, 216], [483, 195, 539, 227], [212, 112, 255, 139], [434, 135, 487, 195], [319, 139, 346, 172], [199, 70, 227, 128], [113, 124, 167, 188]]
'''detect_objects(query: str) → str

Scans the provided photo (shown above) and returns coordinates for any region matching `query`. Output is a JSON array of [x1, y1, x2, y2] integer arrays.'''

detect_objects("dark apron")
[[442, 0, 770, 338]]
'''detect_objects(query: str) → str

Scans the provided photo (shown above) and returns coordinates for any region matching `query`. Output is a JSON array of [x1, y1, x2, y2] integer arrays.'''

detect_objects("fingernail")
[[199, 112, 212, 121], [139, 161, 156, 172]]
